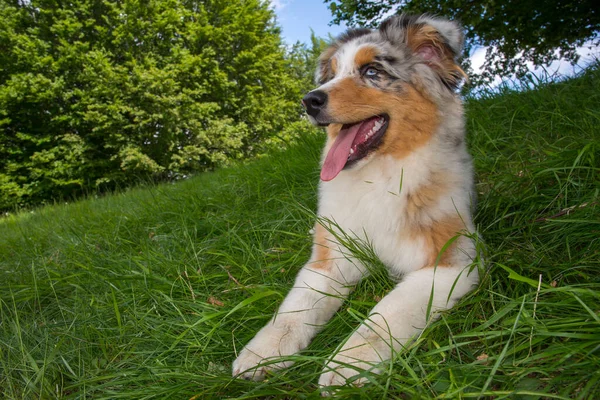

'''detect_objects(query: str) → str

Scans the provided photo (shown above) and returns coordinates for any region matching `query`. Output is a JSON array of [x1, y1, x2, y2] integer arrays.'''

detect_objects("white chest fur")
[[318, 153, 436, 275]]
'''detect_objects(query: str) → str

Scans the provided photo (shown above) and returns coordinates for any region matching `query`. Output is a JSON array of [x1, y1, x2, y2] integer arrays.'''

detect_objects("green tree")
[[0, 0, 304, 210], [324, 0, 599, 81], [286, 32, 331, 89]]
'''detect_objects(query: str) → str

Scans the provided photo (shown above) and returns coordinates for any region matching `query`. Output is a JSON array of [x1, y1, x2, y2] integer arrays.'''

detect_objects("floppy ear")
[[314, 28, 372, 85], [415, 16, 464, 57], [315, 45, 338, 85], [380, 15, 467, 89]]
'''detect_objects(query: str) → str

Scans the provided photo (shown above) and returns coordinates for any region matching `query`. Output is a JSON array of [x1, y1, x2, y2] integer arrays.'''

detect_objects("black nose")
[[302, 90, 328, 118]]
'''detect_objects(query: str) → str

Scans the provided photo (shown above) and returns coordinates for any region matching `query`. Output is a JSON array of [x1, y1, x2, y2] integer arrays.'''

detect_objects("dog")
[[232, 14, 479, 389]]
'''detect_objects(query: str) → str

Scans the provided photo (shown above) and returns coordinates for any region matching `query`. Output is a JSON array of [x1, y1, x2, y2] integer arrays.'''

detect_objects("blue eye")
[[364, 67, 378, 77]]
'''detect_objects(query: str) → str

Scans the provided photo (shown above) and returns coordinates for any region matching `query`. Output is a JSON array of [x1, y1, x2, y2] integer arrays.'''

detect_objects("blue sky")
[[272, 0, 347, 44]]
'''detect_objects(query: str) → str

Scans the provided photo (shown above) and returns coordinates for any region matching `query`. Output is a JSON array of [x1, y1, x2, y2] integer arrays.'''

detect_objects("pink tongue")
[[320, 122, 362, 181]]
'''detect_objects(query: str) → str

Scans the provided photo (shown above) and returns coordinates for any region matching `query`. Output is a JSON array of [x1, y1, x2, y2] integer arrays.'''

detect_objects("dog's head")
[[303, 15, 466, 181]]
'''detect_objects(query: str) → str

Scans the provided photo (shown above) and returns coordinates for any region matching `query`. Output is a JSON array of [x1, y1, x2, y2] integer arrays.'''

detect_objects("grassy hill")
[[1, 68, 599, 399]]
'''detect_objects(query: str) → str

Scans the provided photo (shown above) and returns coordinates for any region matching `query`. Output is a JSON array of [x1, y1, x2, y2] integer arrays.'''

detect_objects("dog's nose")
[[302, 90, 328, 118]]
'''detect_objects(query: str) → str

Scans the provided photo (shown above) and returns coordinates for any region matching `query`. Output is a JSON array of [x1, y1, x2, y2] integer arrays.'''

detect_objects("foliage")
[[0, 0, 306, 211], [324, 0, 599, 82], [286, 32, 331, 88], [1, 66, 599, 398]]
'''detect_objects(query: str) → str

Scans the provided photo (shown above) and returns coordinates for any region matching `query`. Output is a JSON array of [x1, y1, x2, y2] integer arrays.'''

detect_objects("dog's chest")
[[318, 157, 432, 272]]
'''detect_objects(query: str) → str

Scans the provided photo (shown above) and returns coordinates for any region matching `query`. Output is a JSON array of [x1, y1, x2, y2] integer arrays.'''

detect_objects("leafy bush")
[[0, 0, 306, 210]]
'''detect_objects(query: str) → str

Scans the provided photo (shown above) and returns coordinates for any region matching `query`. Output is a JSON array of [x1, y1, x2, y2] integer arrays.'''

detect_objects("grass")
[[1, 66, 599, 399]]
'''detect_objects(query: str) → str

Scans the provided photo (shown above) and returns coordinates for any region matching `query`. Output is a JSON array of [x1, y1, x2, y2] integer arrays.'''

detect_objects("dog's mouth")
[[321, 115, 389, 181]]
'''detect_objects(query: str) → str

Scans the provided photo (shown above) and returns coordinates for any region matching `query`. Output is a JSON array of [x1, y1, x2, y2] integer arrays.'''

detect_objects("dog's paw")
[[318, 365, 368, 396], [318, 359, 373, 391], [318, 344, 384, 395], [232, 347, 287, 381], [232, 324, 302, 380]]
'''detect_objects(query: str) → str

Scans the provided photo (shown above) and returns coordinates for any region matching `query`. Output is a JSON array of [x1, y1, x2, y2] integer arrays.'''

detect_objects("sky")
[[271, 0, 347, 44], [271, 0, 598, 86]]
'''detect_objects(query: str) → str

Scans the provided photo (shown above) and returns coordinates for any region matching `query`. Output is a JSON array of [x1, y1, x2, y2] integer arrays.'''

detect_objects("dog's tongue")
[[320, 122, 362, 181]]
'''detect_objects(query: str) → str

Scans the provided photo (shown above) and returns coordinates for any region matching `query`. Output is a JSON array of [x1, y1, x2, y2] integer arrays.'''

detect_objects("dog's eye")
[[363, 67, 379, 78]]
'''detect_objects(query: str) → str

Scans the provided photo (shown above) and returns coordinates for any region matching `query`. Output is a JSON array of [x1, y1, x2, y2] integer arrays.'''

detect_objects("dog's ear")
[[413, 16, 464, 58], [380, 15, 467, 89], [315, 45, 338, 85], [315, 28, 372, 85]]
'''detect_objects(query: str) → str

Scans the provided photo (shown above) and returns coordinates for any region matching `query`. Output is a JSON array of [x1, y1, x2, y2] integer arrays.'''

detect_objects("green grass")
[[1, 67, 599, 399]]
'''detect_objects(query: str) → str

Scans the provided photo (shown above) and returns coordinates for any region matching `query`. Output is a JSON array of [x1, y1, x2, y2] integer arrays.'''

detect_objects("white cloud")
[[470, 46, 487, 74], [268, 0, 290, 12]]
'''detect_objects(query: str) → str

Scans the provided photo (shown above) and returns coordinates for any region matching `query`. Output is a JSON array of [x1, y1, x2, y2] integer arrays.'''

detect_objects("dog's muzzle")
[[302, 90, 328, 120]]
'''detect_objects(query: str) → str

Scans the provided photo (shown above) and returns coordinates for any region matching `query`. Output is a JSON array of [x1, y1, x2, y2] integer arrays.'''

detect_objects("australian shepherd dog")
[[233, 14, 479, 389]]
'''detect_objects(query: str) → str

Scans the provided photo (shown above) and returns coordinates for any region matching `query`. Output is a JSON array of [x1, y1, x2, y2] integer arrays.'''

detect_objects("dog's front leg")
[[232, 224, 366, 381], [318, 264, 478, 389]]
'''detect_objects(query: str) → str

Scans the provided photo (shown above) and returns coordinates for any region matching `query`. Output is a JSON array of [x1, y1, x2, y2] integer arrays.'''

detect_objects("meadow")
[[1, 67, 599, 399]]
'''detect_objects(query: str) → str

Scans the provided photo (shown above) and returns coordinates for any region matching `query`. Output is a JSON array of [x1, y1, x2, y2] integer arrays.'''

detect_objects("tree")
[[324, 0, 599, 82], [0, 0, 304, 210], [286, 32, 331, 91]]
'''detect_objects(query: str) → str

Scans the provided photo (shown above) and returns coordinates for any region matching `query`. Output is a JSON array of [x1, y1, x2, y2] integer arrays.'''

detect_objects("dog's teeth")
[[364, 118, 384, 141], [350, 148, 354, 154]]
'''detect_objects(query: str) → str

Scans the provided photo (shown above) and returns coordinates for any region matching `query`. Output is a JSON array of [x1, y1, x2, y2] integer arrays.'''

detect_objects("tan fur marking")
[[354, 46, 378, 68], [411, 216, 465, 267], [381, 86, 439, 159], [324, 79, 439, 159], [330, 57, 338, 76], [310, 223, 333, 270], [406, 25, 447, 56], [406, 25, 467, 87], [318, 46, 339, 82], [405, 173, 449, 216]]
